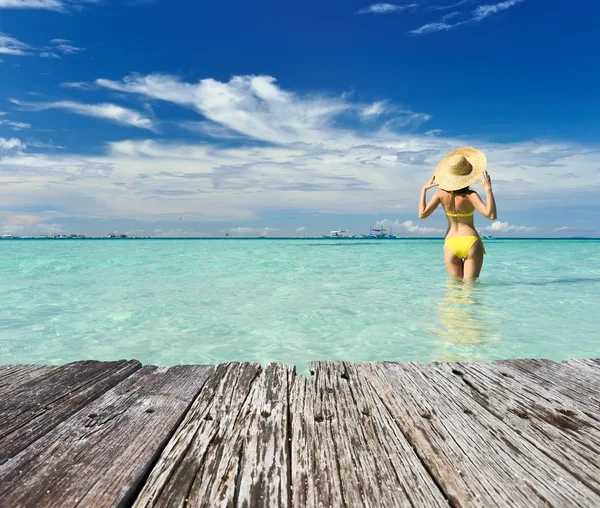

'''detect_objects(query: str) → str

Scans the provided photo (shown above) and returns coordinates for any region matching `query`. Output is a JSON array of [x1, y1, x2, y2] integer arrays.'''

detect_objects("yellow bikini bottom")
[[444, 236, 486, 259]]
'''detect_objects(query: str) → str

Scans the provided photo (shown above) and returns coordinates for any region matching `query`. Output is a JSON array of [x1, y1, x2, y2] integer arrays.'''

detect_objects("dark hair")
[[449, 186, 473, 196]]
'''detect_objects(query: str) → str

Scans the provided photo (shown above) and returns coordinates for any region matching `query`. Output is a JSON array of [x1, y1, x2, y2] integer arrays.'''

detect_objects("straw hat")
[[434, 147, 487, 191]]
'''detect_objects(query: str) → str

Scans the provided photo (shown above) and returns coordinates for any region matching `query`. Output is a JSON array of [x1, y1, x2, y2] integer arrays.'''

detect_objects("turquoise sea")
[[1, 239, 598, 371]]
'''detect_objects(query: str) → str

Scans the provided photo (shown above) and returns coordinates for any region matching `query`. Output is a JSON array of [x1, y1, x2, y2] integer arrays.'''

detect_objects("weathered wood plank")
[[361, 361, 600, 507], [0, 359, 141, 464], [133, 362, 263, 507], [494, 359, 600, 416], [232, 362, 294, 508], [563, 358, 600, 369], [444, 361, 600, 494], [0, 364, 57, 397], [289, 361, 448, 507], [0, 365, 213, 507]]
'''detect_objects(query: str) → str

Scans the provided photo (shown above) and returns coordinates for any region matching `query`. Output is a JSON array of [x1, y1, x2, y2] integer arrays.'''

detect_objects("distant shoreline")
[[1, 237, 599, 241]]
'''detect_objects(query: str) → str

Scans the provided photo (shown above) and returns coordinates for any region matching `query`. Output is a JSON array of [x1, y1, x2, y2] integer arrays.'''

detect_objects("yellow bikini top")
[[446, 209, 475, 218]]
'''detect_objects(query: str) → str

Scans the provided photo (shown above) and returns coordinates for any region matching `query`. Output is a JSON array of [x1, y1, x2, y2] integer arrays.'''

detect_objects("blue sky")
[[1, 0, 599, 237]]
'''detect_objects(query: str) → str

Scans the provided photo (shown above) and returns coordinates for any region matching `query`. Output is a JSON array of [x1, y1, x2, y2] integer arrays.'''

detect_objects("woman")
[[419, 147, 497, 280]]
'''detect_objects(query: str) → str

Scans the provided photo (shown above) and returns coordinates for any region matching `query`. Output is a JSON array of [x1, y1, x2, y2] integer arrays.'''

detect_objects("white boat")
[[361, 226, 399, 239], [322, 229, 357, 239]]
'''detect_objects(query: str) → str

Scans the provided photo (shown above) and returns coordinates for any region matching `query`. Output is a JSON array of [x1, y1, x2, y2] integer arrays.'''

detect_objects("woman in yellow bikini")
[[418, 147, 497, 280]]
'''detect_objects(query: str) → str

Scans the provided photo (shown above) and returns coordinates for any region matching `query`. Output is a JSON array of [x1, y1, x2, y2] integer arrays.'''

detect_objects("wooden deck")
[[1, 359, 599, 507]]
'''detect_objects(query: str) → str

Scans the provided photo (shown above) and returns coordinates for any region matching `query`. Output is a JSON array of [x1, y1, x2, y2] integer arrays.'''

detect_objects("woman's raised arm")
[[418, 175, 441, 219], [467, 171, 497, 220]]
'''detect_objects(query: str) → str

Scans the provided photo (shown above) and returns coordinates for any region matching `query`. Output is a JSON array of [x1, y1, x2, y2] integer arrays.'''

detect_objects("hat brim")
[[434, 147, 487, 191]]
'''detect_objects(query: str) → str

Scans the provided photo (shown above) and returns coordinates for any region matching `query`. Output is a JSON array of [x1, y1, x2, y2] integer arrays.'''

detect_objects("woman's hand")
[[479, 170, 492, 191], [423, 175, 439, 191]]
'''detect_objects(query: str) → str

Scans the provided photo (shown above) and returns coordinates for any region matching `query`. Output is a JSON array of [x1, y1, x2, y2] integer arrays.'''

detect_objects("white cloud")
[[40, 52, 60, 59], [410, 21, 460, 35], [357, 3, 417, 14], [49, 40, 84, 55], [410, 0, 525, 34], [473, 0, 524, 20], [0, 33, 31, 56], [11, 99, 155, 130], [96, 74, 430, 144], [0, 32, 84, 58], [0, 0, 63, 9], [39, 39, 85, 59], [427, 0, 473, 11], [61, 81, 98, 90], [2, 133, 600, 229], [296, 226, 306, 232], [1, 212, 66, 235], [399, 220, 444, 234], [374, 218, 443, 235], [553, 226, 569, 233], [482, 221, 536, 233], [178, 120, 243, 139], [0, 119, 31, 129], [0, 0, 99, 12], [0, 137, 26, 151], [361, 101, 388, 119], [97, 74, 350, 144]]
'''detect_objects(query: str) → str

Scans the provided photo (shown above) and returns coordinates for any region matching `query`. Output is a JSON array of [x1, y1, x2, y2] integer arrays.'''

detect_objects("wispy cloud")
[[96, 74, 352, 144], [0, 118, 31, 129], [0, 32, 84, 58], [0, 33, 31, 56], [0, 0, 63, 9], [0, 0, 100, 12], [410, 0, 525, 34], [361, 101, 389, 119], [357, 3, 417, 14], [553, 226, 569, 233], [41, 39, 85, 59], [95, 73, 429, 144], [427, 0, 473, 12], [61, 81, 98, 90], [473, 0, 524, 20], [10, 99, 155, 130]]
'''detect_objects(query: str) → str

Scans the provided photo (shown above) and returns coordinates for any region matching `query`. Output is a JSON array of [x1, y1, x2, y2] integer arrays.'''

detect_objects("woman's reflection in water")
[[431, 279, 497, 362]]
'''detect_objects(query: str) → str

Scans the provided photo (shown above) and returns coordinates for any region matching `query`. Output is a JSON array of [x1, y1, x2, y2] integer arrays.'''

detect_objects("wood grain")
[[445, 360, 600, 494], [133, 362, 263, 507], [290, 361, 448, 507], [0, 365, 212, 507], [361, 361, 600, 507], [0, 364, 56, 398], [0, 359, 141, 464]]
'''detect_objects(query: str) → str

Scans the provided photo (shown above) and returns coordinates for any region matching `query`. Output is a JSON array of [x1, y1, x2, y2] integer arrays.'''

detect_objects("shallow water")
[[1, 239, 599, 372]]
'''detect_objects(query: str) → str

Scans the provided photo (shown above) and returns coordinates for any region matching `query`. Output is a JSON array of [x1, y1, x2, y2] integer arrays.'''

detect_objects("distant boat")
[[322, 229, 357, 239], [361, 226, 399, 239]]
